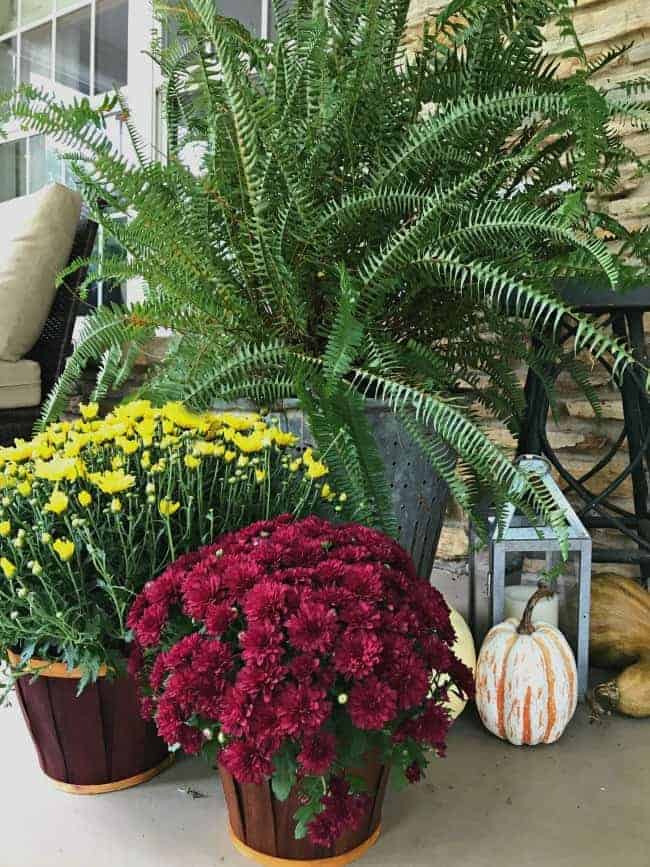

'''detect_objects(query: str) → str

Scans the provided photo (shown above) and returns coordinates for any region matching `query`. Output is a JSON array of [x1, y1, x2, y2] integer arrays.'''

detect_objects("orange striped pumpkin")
[[475, 588, 578, 746]]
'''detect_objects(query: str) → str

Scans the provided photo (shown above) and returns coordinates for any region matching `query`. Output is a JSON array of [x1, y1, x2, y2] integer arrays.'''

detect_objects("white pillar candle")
[[504, 585, 559, 628]]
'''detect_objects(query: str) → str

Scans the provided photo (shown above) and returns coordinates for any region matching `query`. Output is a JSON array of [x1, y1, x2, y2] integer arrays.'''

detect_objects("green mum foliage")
[[2, 0, 650, 543]]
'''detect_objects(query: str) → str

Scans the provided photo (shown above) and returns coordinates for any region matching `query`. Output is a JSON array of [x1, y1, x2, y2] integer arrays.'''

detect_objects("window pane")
[[219, 0, 262, 37], [55, 6, 90, 94], [0, 1, 17, 36], [20, 23, 51, 88], [0, 138, 27, 202], [94, 0, 128, 93], [270, 1, 294, 39], [0, 36, 17, 89], [28, 134, 60, 191], [22, 0, 53, 26], [56, 0, 83, 9]]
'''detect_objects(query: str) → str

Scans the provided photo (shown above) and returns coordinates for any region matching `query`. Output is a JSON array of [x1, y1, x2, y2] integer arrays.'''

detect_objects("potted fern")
[[2, 0, 649, 568]]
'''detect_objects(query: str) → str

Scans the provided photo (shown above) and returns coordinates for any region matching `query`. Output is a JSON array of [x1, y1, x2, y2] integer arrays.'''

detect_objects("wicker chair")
[[0, 205, 99, 446]]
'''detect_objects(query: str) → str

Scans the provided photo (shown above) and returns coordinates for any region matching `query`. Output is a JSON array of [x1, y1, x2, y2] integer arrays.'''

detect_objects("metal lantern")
[[487, 455, 593, 699]]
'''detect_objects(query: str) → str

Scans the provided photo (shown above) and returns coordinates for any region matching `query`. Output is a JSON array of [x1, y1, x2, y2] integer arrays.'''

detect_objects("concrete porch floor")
[[1, 699, 648, 867]]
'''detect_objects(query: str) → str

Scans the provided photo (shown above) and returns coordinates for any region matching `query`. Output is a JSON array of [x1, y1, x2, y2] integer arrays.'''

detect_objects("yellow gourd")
[[445, 608, 477, 720], [594, 658, 650, 718], [589, 574, 650, 669]]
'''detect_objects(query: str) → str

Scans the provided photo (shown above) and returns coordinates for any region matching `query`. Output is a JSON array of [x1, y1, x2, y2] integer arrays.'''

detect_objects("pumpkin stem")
[[593, 680, 620, 714], [516, 586, 555, 635]]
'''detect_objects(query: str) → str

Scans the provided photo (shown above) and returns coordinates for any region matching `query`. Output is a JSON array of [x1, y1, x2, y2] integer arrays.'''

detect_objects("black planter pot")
[[274, 400, 450, 579]]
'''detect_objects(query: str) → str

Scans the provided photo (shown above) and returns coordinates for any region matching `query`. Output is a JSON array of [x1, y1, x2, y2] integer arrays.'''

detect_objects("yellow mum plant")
[[0, 401, 333, 681]]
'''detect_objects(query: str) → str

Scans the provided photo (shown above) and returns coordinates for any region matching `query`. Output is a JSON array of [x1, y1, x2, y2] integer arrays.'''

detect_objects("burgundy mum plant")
[[128, 515, 474, 846]]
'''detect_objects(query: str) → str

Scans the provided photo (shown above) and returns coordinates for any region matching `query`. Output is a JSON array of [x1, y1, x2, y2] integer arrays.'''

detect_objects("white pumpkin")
[[445, 608, 477, 720], [475, 589, 577, 745]]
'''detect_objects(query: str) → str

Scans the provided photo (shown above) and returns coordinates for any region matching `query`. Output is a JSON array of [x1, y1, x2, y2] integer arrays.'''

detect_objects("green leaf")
[[272, 744, 298, 803]]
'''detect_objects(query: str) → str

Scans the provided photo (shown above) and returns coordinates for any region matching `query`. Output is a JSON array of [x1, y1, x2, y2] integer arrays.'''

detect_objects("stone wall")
[[404, 1, 650, 596]]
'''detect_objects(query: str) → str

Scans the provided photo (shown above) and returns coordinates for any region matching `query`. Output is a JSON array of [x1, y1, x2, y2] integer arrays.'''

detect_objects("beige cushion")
[[0, 183, 82, 362], [0, 359, 41, 409]]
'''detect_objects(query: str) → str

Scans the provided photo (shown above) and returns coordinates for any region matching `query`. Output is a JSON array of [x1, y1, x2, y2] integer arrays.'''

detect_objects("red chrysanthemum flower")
[[241, 621, 285, 667], [277, 683, 330, 736], [286, 599, 338, 655], [333, 628, 382, 678], [242, 580, 291, 624], [133, 601, 168, 647], [406, 762, 423, 784], [298, 729, 336, 775], [348, 676, 397, 730], [204, 601, 237, 636], [220, 742, 274, 785]]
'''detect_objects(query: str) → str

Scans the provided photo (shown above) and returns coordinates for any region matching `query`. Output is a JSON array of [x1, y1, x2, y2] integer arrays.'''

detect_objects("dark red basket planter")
[[9, 653, 172, 794], [218, 758, 389, 866]]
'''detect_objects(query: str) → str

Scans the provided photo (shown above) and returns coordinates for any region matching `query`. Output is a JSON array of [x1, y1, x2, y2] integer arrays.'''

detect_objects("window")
[[0, 133, 60, 202], [20, 21, 51, 87], [0, 2, 18, 35], [219, 0, 264, 36], [0, 137, 26, 201], [0, 35, 17, 89], [0, 0, 128, 95], [95, 0, 129, 93], [22, 0, 52, 27], [55, 6, 91, 93]]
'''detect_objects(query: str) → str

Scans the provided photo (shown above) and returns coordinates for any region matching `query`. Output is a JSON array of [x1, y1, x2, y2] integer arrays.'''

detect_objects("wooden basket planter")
[[8, 651, 172, 794], [218, 759, 389, 866]]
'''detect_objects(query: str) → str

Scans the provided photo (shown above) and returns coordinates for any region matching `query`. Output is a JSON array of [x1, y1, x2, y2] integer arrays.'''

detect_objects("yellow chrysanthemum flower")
[[34, 456, 80, 483], [162, 402, 206, 431], [34, 444, 54, 461], [79, 402, 99, 421], [52, 539, 75, 562], [306, 460, 328, 480], [45, 490, 69, 515], [141, 450, 152, 469], [224, 450, 237, 464], [0, 557, 16, 579], [255, 469, 267, 483], [2, 441, 33, 463], [137, 417, 156, 446], [321, 483, 332, 499], [78, 490, 93, 508], [114, 400, 154, 421], [89, 470, 135, 495], [184, 454, 200, 470], [217, 412, 260, 432], [110, 498, 122, 513], [159, 498, 181, 517], [17, 480, 32, 497], [0, 520, 11, 537], [117, 437, 140, 455], [232, 431, 266, 453]]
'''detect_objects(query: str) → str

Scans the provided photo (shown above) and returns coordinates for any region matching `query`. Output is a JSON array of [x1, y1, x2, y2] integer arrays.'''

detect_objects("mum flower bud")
[[1, 558, 16, 580]]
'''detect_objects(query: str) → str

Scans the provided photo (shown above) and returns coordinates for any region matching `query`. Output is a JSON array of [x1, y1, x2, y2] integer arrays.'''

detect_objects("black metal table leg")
[[518, 288, 650, 589]]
